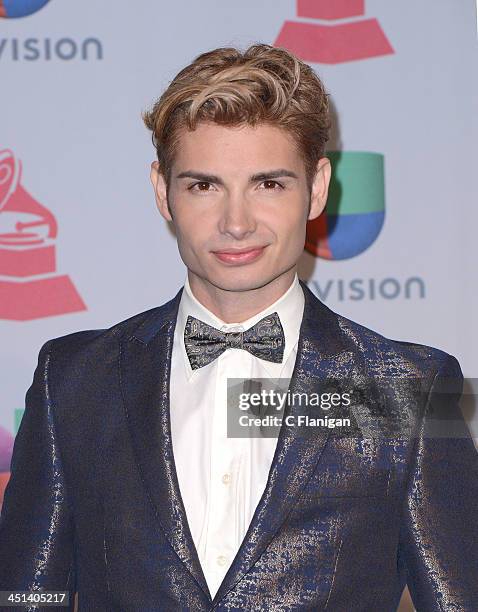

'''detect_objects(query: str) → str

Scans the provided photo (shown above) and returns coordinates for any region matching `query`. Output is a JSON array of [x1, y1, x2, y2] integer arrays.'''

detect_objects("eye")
[[260, 180, 284, 191], [189, 181, 213, 192]]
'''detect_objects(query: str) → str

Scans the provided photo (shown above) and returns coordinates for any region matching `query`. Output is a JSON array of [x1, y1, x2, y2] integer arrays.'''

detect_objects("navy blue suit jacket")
[[1, 280, 477, 611]]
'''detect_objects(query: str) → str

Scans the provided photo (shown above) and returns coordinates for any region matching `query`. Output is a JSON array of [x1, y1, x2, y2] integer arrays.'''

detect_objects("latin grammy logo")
[[274, 0, 394, 64], [0, 149, 86, 320]]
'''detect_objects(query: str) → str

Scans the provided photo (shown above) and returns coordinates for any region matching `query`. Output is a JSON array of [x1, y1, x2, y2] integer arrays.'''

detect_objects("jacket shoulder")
[[38, 304, 165, 363], [332, 309, 461, 378]]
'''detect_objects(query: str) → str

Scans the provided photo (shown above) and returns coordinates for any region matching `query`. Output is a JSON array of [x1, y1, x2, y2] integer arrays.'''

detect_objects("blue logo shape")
[[0, 0, 51, 19]]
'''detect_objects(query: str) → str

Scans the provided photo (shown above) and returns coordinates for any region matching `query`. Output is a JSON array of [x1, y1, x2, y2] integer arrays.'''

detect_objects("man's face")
[[151, 122, 330, 293]]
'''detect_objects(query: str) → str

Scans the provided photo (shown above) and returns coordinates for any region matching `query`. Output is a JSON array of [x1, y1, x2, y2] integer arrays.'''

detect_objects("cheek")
[[265, 203, 307, 237], [266, 193, 307, 221], [174, 208, 204, 239], [267, 208, 308, 256], [174, 213, 214, 260]]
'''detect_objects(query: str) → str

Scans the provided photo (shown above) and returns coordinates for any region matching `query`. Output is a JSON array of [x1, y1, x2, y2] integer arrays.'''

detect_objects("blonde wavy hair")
[[143, 43, 330, 190]]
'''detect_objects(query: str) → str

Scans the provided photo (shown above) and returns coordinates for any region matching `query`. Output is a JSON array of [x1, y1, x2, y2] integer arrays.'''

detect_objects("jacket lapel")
[[120, 280, 357, 606], [212, 280, 357, 605], [120, 287, 212, 601]]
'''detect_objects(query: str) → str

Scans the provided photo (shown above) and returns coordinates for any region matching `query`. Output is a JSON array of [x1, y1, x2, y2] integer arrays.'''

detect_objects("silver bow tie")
[[184, 312, 285, 370]]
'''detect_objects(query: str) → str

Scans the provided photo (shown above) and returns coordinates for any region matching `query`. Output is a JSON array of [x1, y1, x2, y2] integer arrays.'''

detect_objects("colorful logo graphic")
[[305, 152, 385, 260], [0, 149, 86, 320], [0, 425, 14, 507], [275, 0, 394, 64], [0, 410, 25, 508], [0, 0, 50, 18]]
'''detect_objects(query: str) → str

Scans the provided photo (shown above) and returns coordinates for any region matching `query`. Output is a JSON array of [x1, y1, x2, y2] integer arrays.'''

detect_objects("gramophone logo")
[[0, 0, 51, 18], [0, 149, 86, 320], [275, 0, 394, 64], [305, 152, 385, 260]]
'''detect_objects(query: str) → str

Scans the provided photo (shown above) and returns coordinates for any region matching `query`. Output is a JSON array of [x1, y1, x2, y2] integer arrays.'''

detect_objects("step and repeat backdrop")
[[1, 0, 477, 515]]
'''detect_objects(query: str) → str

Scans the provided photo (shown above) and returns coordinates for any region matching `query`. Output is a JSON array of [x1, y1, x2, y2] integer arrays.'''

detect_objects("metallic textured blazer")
[[1, 280, 477, 611]]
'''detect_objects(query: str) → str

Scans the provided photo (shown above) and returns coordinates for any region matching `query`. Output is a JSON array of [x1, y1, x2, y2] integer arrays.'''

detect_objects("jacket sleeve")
[[0, 340, 76, 610], [398, 354, 478, 611]]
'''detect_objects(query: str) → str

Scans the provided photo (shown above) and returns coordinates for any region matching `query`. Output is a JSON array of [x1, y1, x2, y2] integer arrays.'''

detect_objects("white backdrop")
[[1, 0, 477, 493]]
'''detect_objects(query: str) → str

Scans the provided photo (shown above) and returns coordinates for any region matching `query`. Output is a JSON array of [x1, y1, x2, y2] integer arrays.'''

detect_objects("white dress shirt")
[[169, 273, 305, 598]]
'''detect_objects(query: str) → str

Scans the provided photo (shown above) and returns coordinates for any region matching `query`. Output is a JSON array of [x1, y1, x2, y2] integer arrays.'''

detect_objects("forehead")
[[171, 122, 304, 174]]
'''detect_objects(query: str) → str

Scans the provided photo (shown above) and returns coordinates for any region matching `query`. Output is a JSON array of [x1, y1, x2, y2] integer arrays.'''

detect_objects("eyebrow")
[[175, 169, 299, 184]]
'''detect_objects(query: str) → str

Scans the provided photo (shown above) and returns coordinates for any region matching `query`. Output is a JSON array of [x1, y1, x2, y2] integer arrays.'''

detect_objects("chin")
[[205, 266, 284, 293]]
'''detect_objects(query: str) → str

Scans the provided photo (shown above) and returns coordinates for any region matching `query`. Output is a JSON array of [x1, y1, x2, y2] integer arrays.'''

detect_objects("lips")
[[212, 246, 267, 265]]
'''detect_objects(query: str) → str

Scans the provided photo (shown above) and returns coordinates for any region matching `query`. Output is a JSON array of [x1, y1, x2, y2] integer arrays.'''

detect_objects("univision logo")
[[0, 0, 51, 19], [0, 1, 103, 61], [305, 152, 385, 260]]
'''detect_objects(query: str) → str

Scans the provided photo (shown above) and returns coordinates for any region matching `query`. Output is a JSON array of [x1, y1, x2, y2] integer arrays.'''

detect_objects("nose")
[[218, 192, 257, 241]]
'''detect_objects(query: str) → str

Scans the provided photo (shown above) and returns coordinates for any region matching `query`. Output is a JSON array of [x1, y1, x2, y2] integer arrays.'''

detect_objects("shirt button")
[[216, 555, 228, 567], [221, 473, 232, 484]]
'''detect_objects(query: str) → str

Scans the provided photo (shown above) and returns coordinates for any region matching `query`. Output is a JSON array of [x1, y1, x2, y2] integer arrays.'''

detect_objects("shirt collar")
[[175, 272, 305, 381]]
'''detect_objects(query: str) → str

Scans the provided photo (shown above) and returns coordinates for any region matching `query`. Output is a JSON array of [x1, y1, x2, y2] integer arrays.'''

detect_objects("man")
[[0, 43, 477, 611]]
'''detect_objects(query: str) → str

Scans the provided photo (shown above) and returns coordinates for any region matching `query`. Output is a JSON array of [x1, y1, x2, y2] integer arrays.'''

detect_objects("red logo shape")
[[275, 0, 394, 64], [0, 149, 86, 320]]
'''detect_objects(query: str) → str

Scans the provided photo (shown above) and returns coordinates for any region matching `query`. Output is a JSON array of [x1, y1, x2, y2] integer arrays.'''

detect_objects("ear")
[[150, 161, 173, 222], [308, 157, 331, 221]]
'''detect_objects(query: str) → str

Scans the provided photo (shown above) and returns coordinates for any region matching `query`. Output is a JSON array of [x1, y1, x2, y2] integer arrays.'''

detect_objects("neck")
[[187, 268, 297, 323]]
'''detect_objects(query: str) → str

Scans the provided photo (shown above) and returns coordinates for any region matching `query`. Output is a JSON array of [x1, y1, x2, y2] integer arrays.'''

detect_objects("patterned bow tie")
[[184, 312, 285, 370]]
